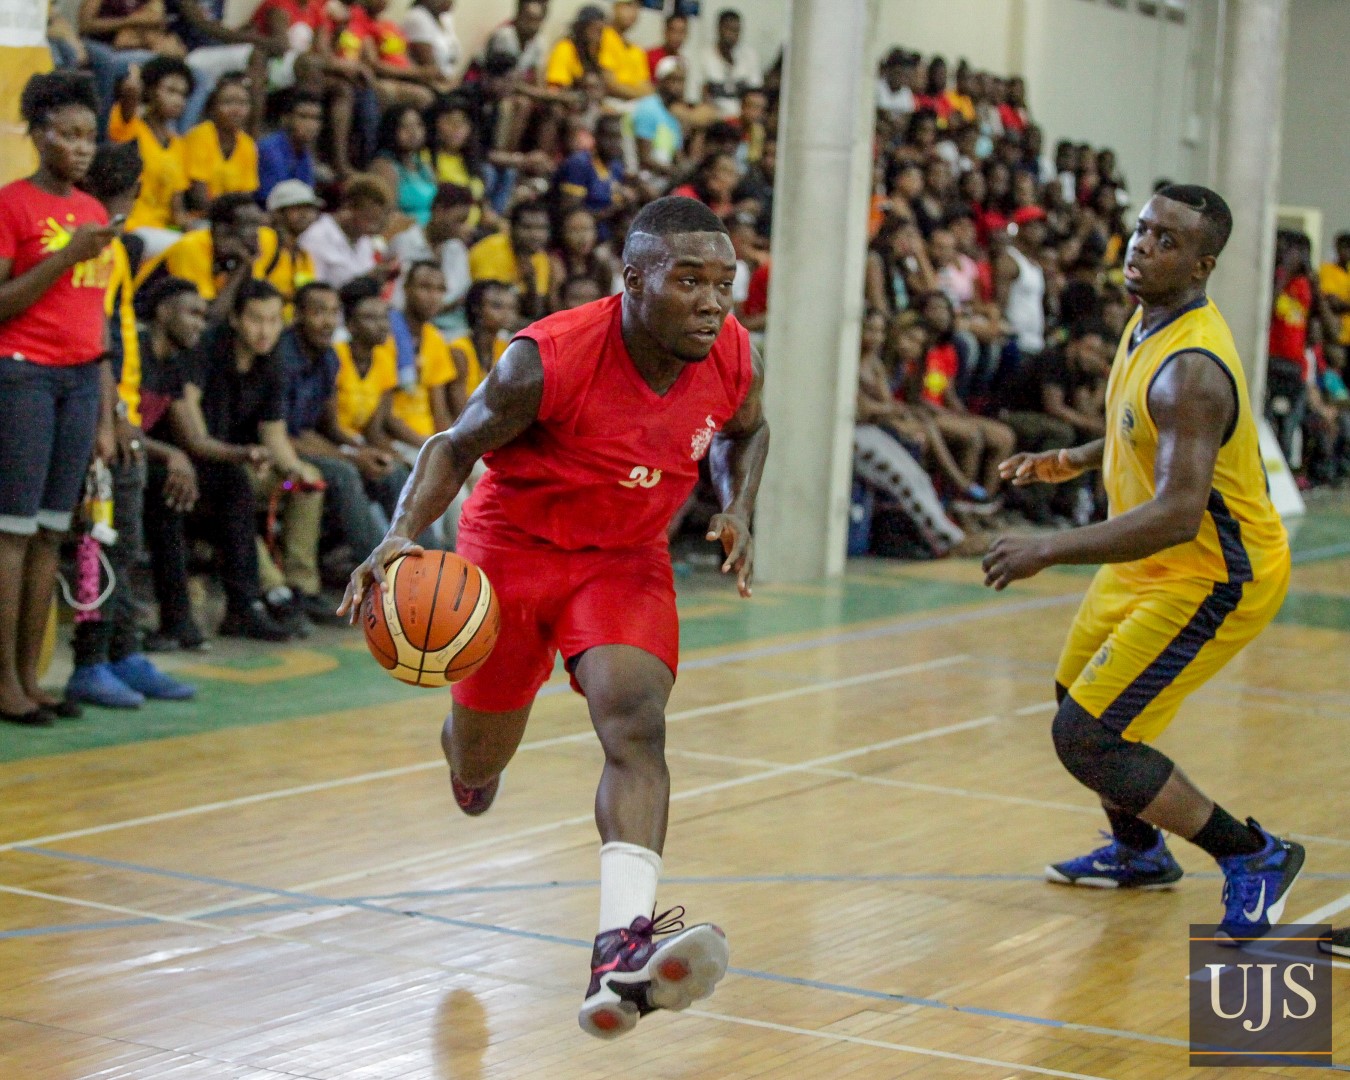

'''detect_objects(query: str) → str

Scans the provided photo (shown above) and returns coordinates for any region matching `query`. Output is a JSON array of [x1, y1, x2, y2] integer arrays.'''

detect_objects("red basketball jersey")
[[461, 294, 754, 552]]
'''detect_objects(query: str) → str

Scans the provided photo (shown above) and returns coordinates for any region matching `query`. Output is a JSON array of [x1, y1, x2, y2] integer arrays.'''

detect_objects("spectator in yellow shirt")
[[1319, 233, 1350, 355], [448, 280, 518, 409], [135, 194, 274, 321], [183, 72, 260, 205], [599, 0, 652, 101], [391, 261, 456, 442], [545, 4, 606, 89], [467, 201, 552, 324], [109, 56, 195, 253], [333, 277, 400, 441]]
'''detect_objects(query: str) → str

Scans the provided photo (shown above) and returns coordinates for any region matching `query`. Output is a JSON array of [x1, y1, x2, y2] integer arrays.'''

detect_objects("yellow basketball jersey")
[[1103, 296, 1288, 587]]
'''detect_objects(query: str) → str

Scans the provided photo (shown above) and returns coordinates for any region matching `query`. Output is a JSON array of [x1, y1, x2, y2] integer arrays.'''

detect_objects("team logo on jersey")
[[39, 214, 77, 254], [690, 415, 718, 460], [1121, 403, 1137, 443], [1080, 643, 1112, 685], [620, 466, 662, 489]]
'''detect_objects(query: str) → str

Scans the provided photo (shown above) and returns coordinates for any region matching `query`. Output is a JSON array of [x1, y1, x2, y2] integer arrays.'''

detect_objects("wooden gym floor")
[[3, 503, 1350, 1079]]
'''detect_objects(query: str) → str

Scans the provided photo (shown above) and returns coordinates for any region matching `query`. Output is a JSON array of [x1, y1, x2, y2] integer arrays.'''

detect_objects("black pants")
[[1002, 411, 1078, 520], [72, 454, 146, 667], [303, 453, 408, 558], [144, 457, 263, 620]]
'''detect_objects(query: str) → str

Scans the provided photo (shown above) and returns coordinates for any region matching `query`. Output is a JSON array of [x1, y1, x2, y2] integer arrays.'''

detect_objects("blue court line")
[[10, 845, 1350, 1069], [1291, 540, 1350, 565]]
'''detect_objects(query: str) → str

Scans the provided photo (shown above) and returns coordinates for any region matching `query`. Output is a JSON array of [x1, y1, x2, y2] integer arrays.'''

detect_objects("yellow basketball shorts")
[[1055, 559, 1289, 743]]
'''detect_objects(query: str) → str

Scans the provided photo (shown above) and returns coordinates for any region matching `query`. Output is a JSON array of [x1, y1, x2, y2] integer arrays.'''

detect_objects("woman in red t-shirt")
[[0, 72, 119, 726]]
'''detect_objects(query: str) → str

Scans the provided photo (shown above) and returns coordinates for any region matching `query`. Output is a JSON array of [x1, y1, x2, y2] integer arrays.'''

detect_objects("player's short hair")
[[232, 278, 283, 318], [294, 281, 337, 313], [21, 70, 98, 129], [140, 275, 201, 321], [1156, 183, 1233, 257], [338, 276, 384, 320], [1335, 231, 1350, 249], [141, 54, 195, 96], [624, 197, 730, 261], [80, 141, 143, 200]]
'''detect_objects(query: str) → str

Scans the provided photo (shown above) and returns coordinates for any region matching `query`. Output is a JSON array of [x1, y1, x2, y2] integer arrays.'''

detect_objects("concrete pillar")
[[755, 0, 877, 583], [1207, 0, 1289, 406]]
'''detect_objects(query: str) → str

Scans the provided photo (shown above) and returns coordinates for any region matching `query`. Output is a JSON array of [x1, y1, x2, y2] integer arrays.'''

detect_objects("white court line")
[[0, 884, 1138, 1072], [683, 1009, 1113, 1080], [0, 654, 969, 854], [1293, 832, 1350, 849], [667, 747, 1099, 817], [0, 884, 540, 989], [1295, 889, 1350, 926], [223, 704, 1005, 905]]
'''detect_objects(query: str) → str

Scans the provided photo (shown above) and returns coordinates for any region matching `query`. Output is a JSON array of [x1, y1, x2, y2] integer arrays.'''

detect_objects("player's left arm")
[[707, 346, 769, 598], [983, 351, 1232, 589]]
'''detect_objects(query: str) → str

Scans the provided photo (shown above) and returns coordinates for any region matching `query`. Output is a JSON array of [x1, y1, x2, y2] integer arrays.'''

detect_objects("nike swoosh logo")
[[1243, 881, 1267, 922], [1092, 861, 1116, 872]]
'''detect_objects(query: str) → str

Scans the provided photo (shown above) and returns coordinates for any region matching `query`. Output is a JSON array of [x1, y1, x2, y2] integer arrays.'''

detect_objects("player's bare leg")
[[440, 702, 531, 816], [571, 644, 729, 1039]]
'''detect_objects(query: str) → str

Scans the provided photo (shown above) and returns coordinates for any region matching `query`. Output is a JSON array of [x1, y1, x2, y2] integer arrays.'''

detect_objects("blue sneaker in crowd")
[[1215, 820, 1304, 946], [1046, 830, 1184, 889], [66, 663, 145, 710], [109, 654, 197, 701]]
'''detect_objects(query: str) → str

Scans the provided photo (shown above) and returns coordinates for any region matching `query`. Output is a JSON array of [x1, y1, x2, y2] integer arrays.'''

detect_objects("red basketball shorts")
[[451, 530, 680, 713]]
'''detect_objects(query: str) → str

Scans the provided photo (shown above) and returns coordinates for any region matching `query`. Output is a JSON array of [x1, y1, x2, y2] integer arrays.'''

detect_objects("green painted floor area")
[[3, 504, 1347, 763]]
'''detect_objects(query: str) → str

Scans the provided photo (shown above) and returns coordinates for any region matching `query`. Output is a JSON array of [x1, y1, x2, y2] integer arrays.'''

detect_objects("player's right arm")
[[998, 439, 1104, 487], [337, 338, 545, 620]]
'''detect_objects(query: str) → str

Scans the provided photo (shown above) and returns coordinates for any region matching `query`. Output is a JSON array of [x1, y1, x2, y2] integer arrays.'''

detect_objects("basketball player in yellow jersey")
[[982, 185, 1303, 944]]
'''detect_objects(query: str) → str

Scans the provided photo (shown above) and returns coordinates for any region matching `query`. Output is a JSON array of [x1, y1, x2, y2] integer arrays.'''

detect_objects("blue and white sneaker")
[[1046, 831, 1184, 889], [1215, 820, 1304, 946], [108, 654, 196, 701]]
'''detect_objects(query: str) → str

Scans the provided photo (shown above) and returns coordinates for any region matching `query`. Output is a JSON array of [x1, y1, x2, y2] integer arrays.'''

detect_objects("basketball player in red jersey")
[[339, 196, 768, 1038]]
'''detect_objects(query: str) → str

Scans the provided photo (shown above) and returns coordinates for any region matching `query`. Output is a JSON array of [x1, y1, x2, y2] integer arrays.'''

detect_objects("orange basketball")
[[361, 550, 501, 687]]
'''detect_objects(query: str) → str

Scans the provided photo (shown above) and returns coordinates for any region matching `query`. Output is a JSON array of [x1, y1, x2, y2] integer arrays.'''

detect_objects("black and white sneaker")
[[577, 908, 729, 1040]]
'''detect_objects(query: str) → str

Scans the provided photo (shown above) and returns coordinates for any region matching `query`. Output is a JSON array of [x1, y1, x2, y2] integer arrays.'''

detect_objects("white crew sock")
[[598, 841, 663, 933]]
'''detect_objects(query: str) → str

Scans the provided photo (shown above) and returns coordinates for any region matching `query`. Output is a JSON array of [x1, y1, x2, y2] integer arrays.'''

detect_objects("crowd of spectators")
[[5, 0, 1334, 722]]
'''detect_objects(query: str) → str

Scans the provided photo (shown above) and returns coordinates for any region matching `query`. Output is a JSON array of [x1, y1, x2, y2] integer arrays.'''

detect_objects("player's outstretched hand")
[[337, 536, 424, 623], [998, 449, 1085, 487], [982, 534, 1050, 591], [707, 513, 754, 598]]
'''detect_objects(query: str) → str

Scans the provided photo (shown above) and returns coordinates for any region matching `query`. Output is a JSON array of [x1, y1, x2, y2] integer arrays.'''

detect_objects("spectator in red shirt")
[[998, 75, 1030, 133], [1266, 230, 1317, 463], [916, 291, 1015, 502], [646, 13, 689, 81], [0, 73, 120, 726]]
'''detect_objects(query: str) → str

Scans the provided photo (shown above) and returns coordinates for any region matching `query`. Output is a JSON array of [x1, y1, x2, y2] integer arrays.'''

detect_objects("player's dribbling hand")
[[707, 513, 754, 598], [337, 536, 425, 623], [997, 449, 1085, 487], [982, 534, 1051, 591]]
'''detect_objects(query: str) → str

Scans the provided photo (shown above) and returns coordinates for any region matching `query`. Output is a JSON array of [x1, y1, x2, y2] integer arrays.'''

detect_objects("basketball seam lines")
[[416, 554, 447, 685]]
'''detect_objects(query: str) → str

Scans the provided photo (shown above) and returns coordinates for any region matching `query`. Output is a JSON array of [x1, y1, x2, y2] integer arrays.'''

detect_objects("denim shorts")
[[0, 356, 103, 536]]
